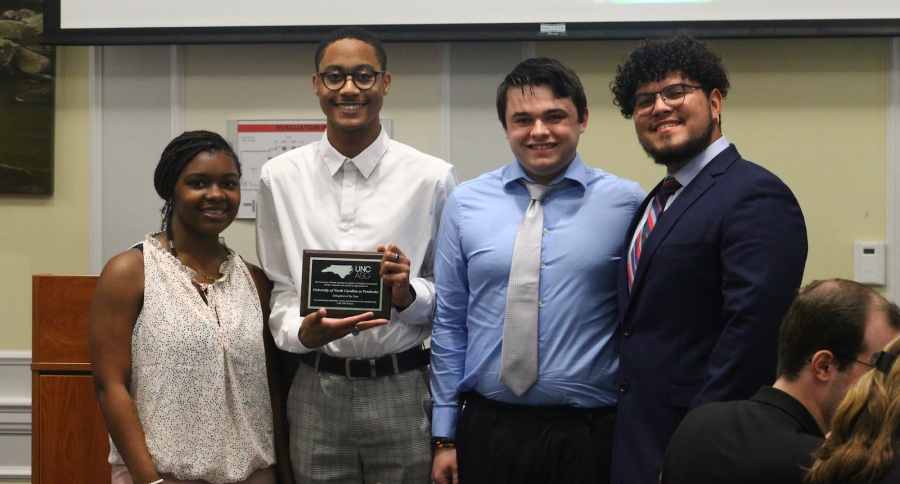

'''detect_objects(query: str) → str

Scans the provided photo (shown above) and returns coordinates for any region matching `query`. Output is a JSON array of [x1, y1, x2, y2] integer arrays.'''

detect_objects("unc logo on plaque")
[[300, 250, 392, 319]]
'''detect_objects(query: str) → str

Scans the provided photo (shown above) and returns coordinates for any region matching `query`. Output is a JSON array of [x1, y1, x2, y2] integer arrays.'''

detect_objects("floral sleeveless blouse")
[[108, 235, 275, 483]]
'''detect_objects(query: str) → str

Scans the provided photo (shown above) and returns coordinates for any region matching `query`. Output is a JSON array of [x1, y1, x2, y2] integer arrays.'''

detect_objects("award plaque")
[[300, 250, 392, 319]]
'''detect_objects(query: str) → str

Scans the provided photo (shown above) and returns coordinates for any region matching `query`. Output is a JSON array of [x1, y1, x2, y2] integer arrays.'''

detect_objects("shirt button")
[[538, 301, 543, 308], [623, 326, 632, 337], [345, 181, 353, 187], [542, 228, 549, 235], [540, 264, 546, 270], [619, 382, 629, 394], [340, 223, 350, 231]]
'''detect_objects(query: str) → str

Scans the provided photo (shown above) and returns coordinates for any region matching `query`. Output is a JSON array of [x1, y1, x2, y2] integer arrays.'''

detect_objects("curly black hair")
[[153, 130, 240, 233], [611, 33, 730, 119]]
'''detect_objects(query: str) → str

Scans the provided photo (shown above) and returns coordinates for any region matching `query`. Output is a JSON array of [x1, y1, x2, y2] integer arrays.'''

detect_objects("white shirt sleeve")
[[256, 168, 313, 354], [392, 166, 458, 327]]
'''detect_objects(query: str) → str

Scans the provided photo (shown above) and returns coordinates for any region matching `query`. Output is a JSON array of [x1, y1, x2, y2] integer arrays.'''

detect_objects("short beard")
[[640, 115, 717, 168]]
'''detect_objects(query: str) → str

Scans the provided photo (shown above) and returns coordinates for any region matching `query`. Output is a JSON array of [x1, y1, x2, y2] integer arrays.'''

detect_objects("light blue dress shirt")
[[430, 156, 645, 438]]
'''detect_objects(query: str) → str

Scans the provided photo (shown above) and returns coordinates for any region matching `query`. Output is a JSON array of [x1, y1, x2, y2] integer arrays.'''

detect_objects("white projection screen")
[[44, 0, 900, 44]]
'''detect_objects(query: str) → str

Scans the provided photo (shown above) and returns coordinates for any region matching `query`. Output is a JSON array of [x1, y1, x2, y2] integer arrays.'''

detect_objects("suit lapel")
[[623, 145, 742, 314]]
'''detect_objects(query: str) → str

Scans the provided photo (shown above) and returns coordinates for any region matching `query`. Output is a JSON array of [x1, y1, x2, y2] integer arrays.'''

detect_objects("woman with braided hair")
[[805, 335, 900, 484], [89, 131, 293, 484]]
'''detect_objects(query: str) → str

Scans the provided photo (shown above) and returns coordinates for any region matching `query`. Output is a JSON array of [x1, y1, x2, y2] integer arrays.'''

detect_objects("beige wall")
[[0, 38, 892, 351], [539, 37, 888, 287], [0, 46, 91, 350]]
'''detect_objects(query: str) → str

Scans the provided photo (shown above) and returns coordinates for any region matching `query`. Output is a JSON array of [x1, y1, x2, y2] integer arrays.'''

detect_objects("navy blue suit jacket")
[[611, 145, 808, 484]]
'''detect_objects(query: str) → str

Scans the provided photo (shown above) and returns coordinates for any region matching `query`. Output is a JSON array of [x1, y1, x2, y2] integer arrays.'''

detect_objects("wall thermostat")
[[853, 241, 885, 286]]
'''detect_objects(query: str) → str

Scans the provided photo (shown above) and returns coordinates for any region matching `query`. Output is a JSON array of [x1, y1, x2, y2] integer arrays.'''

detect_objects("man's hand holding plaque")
[[298, 308, 387, 348], [378, 243, 416, 311]]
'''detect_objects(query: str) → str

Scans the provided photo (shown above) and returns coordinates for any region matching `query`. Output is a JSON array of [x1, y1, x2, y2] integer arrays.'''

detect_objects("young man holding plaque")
[[256, 26, 457, 483], [429, 58, 644, 484]]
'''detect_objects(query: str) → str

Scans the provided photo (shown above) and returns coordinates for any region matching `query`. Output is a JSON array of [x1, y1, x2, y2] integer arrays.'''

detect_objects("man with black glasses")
[[609, 33, 808, 484], [662, 279, 900, 484], [257, 26, 456, 483]]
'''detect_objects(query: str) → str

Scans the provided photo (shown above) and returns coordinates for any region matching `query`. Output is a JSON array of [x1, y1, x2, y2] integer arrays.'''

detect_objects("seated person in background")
[[661, 278, 900, 484], [805, 335, 900, 484], [89, 131, 292, 484]]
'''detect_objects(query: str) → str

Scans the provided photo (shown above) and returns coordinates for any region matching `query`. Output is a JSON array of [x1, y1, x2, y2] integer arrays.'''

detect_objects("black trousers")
[[457, 392, 616, 484]]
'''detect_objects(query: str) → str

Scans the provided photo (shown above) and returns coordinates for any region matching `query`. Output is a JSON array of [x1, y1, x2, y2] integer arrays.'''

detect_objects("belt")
[[300, 346, 430, 379], [462, 391, 616, 420]]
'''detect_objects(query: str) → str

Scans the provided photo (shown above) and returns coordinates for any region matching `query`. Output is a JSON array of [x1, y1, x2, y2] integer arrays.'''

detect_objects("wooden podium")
[[31, 275, 111, 483]]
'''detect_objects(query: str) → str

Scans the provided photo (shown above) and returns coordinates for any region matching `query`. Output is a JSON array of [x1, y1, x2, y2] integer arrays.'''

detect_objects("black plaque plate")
[[300, 250, 392, 319]]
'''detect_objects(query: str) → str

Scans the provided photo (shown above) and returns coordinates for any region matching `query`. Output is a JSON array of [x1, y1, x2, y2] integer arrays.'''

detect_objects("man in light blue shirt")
[[430, 58, 644, 484]]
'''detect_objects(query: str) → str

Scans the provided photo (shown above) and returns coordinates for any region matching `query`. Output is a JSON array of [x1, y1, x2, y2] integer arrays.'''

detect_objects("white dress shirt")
[[257, 128, 457, 357]]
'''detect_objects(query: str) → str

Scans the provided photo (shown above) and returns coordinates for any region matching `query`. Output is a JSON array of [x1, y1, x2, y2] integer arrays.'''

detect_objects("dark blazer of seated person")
[[662, 386, 824, 484], [864, 458, 900, 484], [665, 279, 900, 484]]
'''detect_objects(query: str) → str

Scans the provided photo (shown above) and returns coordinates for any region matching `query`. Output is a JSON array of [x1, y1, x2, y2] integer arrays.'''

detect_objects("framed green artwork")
[[1, 0, 54, 194]]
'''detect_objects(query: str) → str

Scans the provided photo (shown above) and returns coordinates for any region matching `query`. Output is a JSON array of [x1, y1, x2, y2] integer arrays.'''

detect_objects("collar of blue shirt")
[[502, 154, 591, 191]]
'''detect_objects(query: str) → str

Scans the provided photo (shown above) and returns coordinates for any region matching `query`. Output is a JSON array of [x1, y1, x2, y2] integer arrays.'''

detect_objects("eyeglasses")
[[631, 83, 703, 116], [870, 351, 897, 373], [317, 69, 385, 91], [848, 352, 897, 373], [805, 352, 898, 374]]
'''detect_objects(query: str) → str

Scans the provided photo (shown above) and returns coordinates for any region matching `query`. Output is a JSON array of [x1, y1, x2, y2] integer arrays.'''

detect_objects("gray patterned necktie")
[[500, 181, 553, 397]]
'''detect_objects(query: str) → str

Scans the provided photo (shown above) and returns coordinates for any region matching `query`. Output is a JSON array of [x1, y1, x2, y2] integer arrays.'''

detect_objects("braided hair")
[[153, 130, 241, 236]]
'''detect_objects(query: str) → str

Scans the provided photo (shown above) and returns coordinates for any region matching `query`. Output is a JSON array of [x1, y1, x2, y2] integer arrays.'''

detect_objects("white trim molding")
[[0, 466, 30, 481], [0, 419, 30, 435], [89, 45, 104, 275], [887, 37, 900, 303], [0, 350, 32, 414], [0, 351, 31, 481], [0, 351, 30, 367]]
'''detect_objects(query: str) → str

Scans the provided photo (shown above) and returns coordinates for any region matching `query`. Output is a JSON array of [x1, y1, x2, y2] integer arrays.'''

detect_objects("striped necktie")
[[627, 176, 682, 291]]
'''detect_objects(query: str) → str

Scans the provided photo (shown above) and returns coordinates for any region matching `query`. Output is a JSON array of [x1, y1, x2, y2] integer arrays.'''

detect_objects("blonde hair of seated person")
[[805, 335, 900, 484]]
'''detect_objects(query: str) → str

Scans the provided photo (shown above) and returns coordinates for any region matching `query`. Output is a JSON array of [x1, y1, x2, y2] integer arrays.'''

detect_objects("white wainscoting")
[[0, 351, 31, 481]]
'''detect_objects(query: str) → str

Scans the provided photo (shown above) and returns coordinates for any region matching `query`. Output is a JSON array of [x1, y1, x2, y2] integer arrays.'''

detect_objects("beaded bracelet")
[[431, 437, 456, 450]]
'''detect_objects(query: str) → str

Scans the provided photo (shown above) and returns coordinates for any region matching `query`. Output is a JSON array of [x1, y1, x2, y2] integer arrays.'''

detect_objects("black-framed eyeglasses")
[[805, 353, 897, 373], [317, 69, 385, 91], [870, 351, 897, 373], [631, 83, 703, 116], [841, 352, 896, 373]]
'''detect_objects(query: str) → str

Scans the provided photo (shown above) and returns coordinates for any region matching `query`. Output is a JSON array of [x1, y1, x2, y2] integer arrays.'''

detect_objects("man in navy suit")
[[609, 33, 808, 484]]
